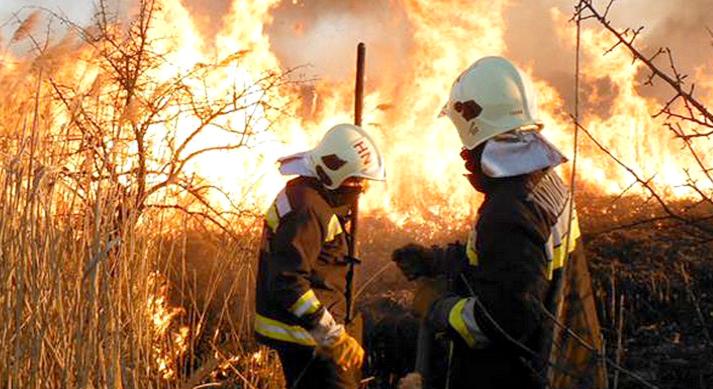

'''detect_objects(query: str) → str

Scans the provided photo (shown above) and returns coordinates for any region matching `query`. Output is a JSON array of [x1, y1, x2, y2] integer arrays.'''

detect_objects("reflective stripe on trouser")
[[255, 314, 316, 346], [290, 289, 322, 318], [448, 298, 490, 348]]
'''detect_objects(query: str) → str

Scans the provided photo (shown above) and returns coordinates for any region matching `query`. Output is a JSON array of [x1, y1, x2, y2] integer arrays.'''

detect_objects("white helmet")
[[441, 56, 543, 150], [309, 123, 386, 190]]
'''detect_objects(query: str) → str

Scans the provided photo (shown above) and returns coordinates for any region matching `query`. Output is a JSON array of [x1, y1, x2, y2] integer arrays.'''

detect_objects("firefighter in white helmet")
[[393, 56, 607, 388], [255, 123, 385, 389]]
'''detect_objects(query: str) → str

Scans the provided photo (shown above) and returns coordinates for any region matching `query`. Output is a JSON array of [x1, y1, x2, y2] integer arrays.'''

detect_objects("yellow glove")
[[412, 277, 447, 318], [321, 331, 364, 371]]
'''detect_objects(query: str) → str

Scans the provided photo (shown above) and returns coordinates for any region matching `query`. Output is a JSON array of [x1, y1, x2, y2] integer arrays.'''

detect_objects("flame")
[[543, 7, 713, 198], [3, 0, 712, 383], [146, 272, 190, 380], [2, 0, 713, 225]]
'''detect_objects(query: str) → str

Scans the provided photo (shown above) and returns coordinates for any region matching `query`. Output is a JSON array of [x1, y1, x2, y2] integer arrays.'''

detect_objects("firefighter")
[[254, 123, 385, 389], [393, 56, 607, 389]]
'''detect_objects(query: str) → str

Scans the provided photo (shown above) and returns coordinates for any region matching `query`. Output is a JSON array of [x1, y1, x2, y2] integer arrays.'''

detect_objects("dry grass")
[[0, 3, 286, 387], [0, 116, 291, 389], [0, 110, 284, 388]]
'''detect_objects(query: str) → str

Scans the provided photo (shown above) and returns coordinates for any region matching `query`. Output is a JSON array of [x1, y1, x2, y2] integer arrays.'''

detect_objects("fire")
[[544, 8, 713, 198], [2, 1, 713, 222], [2, 0, 712, 385], [146, 272, 190, 380]]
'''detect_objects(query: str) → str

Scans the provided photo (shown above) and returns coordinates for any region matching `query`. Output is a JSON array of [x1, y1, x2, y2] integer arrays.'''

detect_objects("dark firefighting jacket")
[[254, 177, 350, 348], [425, 169, 607, 388]]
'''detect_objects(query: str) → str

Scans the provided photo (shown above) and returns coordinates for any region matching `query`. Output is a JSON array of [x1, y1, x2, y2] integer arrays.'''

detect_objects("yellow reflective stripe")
[[275, 189, 291, 217], [264, 189, 291, 233], [289, 289, 322, 318], [547, 212, 581, 279], [448, 299, 477, 348], [325, 214, 343, 242], [254, 314, 316, 346], [466, 230, 478, 266], [569, 212, 581, 246], [265, 203, 279, 232]]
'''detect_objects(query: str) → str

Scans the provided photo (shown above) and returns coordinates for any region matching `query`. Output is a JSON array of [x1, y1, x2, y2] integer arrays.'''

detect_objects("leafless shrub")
[[575, 0, 713, 240], [0, 0, 291, 387]]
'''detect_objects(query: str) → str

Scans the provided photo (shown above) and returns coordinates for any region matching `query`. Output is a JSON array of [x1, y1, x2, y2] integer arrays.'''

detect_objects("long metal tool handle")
[[345, 42, 366, 324]]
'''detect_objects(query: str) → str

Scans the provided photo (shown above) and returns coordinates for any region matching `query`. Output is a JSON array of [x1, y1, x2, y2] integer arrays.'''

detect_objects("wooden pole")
[[345, 42, 365, 324]]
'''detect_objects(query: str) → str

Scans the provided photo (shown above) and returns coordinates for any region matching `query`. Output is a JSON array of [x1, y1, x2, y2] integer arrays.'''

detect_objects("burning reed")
[[2, 0, 713, 387]]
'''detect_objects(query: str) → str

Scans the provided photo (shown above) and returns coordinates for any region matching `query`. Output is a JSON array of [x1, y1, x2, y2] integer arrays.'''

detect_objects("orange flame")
[[2, 0, 712, 227], [146, 272, 190, 380]]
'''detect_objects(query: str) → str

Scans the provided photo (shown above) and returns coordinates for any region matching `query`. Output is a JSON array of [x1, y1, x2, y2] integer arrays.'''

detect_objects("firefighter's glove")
[[311, 310, 364, 371], [323, 331, 365, 371], [392, 243, 434, 280], [412, 277, 448, 318]]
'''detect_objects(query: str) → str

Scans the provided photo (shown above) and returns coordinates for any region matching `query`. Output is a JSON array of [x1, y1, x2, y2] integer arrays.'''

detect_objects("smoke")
[[7, 0, 707, 111], [182, 0, 232, 40], [266, 1, 413, 85], [644, 0, 713, 73], [256, 0, 712, 118]]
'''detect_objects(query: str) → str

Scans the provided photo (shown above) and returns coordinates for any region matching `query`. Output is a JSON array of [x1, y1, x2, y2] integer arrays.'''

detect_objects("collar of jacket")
[[287, 176, 352, 216], [466, 169, 549, 198]]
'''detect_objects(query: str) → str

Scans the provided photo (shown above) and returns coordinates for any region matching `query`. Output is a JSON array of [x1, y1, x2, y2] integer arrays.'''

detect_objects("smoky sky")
[[258, 0, 713, 112], [3, 0, 711, 110], [504, 0, 713, 110]]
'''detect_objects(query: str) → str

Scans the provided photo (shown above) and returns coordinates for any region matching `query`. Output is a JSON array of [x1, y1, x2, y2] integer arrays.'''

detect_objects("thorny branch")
[[574, 0, 713, 239], [571, 1, 713, 387], [573, 118, 713, 237], [577, 0, 713, 137]]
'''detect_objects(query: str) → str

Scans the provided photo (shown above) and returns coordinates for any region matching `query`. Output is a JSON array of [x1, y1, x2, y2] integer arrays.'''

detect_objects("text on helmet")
[[352, 139, 373, 167]]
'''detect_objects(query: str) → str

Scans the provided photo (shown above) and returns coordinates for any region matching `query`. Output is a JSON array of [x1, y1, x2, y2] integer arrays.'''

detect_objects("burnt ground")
[[356, 192, 713, 389], [166, 191, 713, 388]]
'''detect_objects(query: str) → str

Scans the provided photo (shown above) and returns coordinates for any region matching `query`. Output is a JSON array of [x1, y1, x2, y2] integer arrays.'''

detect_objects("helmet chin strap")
[[324, 185, 362, 208], [461, 144, 492, 193]]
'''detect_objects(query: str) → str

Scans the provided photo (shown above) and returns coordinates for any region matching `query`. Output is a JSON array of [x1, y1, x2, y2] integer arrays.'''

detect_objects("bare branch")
[[580, 2, 713, 128], [573, 115, 713, 237]]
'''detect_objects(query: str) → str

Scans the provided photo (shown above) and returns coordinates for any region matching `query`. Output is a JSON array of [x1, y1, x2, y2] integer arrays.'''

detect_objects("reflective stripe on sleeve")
[[275, 189, 291, 217], [264, 188, 292, 233], [466, 229, 479, 266], [265, 204, 279, 232], [325, 214, 343, 242], [448, 298, 489, 349], [254, 314, 316, 346], [289, 289, 322, 318], [448, 299, 477, 348], [546, 209, 581, 279]]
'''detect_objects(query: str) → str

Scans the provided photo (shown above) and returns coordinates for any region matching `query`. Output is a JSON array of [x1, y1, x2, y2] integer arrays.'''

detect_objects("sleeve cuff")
[[308, 309, 344, 347], [289, 289, 322, 318], [447, 298, 490, 348]]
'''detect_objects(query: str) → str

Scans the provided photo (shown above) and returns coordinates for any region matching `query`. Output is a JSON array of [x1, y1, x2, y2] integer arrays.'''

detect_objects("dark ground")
[[356, 192, 713, 389], [167, 191, 713, 388]]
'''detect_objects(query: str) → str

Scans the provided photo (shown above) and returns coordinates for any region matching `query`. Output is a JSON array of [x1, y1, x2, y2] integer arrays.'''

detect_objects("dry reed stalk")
[[1, 3, 286, 388], [11, 11, 41, 43], [612, 294, 625, 389]]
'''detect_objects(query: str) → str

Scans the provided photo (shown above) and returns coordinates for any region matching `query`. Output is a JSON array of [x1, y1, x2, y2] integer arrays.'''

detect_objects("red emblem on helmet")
[[454, 100, 482, 121], [352, 139, 372, 166]]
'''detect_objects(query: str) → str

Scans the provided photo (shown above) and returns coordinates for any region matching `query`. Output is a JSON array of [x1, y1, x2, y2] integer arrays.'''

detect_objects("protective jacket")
[[424, 169, 606, 388], [254, 176, 351, 348]]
